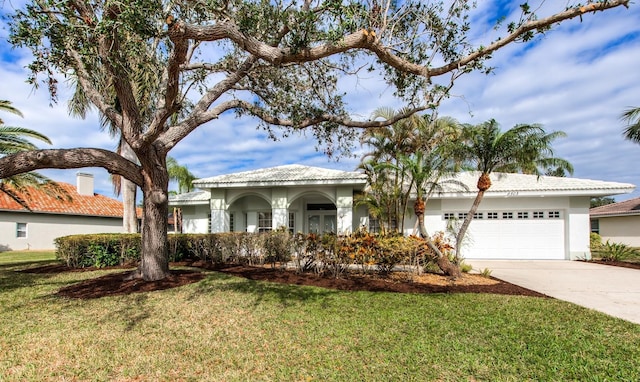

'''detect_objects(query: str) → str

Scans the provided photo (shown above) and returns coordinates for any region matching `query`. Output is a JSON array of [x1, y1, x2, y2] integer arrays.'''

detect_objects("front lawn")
[[1, 252, 639, 381]]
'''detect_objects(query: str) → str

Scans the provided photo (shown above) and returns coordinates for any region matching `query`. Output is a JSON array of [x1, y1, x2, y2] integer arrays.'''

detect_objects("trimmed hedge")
[[55, 231, 452, 275]]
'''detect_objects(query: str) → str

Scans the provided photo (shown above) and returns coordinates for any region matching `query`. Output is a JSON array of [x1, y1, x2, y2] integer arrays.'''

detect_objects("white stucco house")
[[590, 197, 640, 247], [169, 164, 635, 260], [0, 173, 135, 251]]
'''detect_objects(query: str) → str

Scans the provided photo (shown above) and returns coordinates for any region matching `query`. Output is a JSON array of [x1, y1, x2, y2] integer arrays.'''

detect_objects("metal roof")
[[193, 164, 367, 188], [434, 172, 635, 198]]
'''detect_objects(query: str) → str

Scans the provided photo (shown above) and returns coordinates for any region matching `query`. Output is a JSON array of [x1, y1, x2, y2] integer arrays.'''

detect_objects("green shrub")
[[55, 231, 471, 276], [55, 234, 140, 268], [263, 229, 292, 267], [460, 262, 473, 273], [318, 233, 349, 278], [590, 232, 603, 252], [292, 233, 318, 273], [168, 234, 191, 262], [599, 240, 640, 262], [479, 268, 492, 278], [376, 235, 416, 275]]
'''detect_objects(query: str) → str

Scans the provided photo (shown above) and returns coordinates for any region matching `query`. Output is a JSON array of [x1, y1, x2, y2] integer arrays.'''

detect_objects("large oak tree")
[[0, 0, 630, 280]]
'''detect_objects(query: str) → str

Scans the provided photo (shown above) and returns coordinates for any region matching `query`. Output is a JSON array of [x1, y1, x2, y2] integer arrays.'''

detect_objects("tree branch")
[[35, 0, 123, 128], [146, 20, 191, 144], [169, 1, 629, 78], [427, 1, 630, 77], [0, 149, 144, 187], [232, 100, 428, 129], [96, 2, 142, 144], [155, 56, 258, 151]]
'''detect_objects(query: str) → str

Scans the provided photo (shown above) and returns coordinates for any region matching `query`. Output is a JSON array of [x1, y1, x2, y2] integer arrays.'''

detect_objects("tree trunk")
[[120, 141, 139, 233], [415, 198, 461, 278], [122, 178, 138, 232], [455, 189, 486, 261], [135, 151, 170, 281]]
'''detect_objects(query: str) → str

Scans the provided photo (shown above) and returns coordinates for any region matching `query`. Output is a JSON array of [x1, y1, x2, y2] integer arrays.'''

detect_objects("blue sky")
[[1, 1, 640, 201]]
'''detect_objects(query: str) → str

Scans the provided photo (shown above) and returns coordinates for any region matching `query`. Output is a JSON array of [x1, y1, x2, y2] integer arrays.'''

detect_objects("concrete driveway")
[[468, 260, 640, 325]]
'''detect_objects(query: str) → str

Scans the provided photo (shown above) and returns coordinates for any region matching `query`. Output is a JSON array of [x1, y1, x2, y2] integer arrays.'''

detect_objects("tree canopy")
[[0, 0, 631, 280]]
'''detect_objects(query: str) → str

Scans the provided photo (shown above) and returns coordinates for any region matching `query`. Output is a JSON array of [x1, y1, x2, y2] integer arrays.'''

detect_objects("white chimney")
[[76, 172, 94, 196]]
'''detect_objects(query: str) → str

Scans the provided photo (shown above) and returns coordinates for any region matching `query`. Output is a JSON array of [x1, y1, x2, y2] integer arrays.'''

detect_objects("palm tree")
[[0, 101, 67, 208], [359, 110, 467, 276], [622, 107, 640, 144], [166, 156, 196, 233], [0, 100, 24, 124], [167, 156, 196, 194], [358, 107, 421, 233], [398, 115, 467, 276], [356, 159, 402, 234], [451, 119, 573, 260]]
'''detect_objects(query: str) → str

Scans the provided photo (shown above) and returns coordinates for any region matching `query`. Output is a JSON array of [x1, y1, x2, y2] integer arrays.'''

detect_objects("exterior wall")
[[181, 205, 210, 234], [0, 212, 123, 251], [174, 184, 597, 260], [568, 197, 592, 260], [189, 185, 358, 234], [336, 187, 354, 234], [353, 205, 369, 231], [597, 215, 640, 247]]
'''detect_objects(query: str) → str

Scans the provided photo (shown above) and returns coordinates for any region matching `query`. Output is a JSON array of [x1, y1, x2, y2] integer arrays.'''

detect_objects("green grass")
[[0, 250, 56, 265], [1, 252, 639, 381]]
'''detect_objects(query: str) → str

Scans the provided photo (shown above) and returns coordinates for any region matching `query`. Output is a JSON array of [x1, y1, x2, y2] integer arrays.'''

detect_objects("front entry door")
[[307, 212, 337, 234]]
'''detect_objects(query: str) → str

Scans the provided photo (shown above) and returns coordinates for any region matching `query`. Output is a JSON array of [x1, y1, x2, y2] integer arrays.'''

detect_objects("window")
[[289, 212, 295, 233], [258, 211, 272, 232], [443, 213, 455, 220], [590, 219, 600, 234], [368, 216, 381, 233], [487, 212, 498, 219], [16, 223, 27, 238], [458, 212, 468, 219], [517, 212, 529, 219], [548, 211, 561, 219], [207, 213, 212, 233], [229, 213, 235, 232], [474, 212, 483, 219], [502, 212, 513, 219], [533, 211, 544, 219]]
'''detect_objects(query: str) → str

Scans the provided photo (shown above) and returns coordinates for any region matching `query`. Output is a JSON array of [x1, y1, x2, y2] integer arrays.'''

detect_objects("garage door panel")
[[461, 219, 565, 260]]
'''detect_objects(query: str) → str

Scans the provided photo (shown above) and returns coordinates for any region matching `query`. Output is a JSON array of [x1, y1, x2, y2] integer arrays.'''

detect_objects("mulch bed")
[[18, 259, 639, 300], [22, 261, 547, 300], [590, 260, 640, 270]]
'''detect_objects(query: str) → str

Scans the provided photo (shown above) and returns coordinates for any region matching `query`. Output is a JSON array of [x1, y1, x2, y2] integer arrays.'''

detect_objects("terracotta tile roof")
[[0, 182, 131, 218], [590, 197, 640, 217]]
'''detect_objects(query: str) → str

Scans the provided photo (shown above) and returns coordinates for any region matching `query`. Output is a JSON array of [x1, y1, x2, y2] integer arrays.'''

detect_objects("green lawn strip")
[[0, 250, 57, 267], [0, 258, 639, 381]]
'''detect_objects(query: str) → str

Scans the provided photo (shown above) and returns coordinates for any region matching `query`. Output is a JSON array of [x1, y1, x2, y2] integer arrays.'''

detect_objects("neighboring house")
[[0, 173, 133, 251], [169, 164, 635, 260], [590, 197, 640, 247]]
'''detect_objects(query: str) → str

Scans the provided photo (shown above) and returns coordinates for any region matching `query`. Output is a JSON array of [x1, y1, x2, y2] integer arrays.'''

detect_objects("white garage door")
[[459, 211, 566, 260]]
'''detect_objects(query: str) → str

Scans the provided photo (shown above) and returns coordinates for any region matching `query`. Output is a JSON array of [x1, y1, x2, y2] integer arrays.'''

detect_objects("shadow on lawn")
[[194, 271, 340, 309]]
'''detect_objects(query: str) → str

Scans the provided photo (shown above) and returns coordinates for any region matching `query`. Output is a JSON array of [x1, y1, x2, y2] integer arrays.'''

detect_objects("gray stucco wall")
[[0, 212, 124, 251]]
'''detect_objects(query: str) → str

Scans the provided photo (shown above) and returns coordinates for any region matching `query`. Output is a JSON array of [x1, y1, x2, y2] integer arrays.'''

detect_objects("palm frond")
[[621, 107, 640, 144]]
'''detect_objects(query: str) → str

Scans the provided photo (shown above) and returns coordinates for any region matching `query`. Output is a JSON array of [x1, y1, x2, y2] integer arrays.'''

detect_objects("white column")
[[568, 197, 592, 260], [209, 189, 227, 233], [336, 186, 354, 234], [271, 188, 288, 230]]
